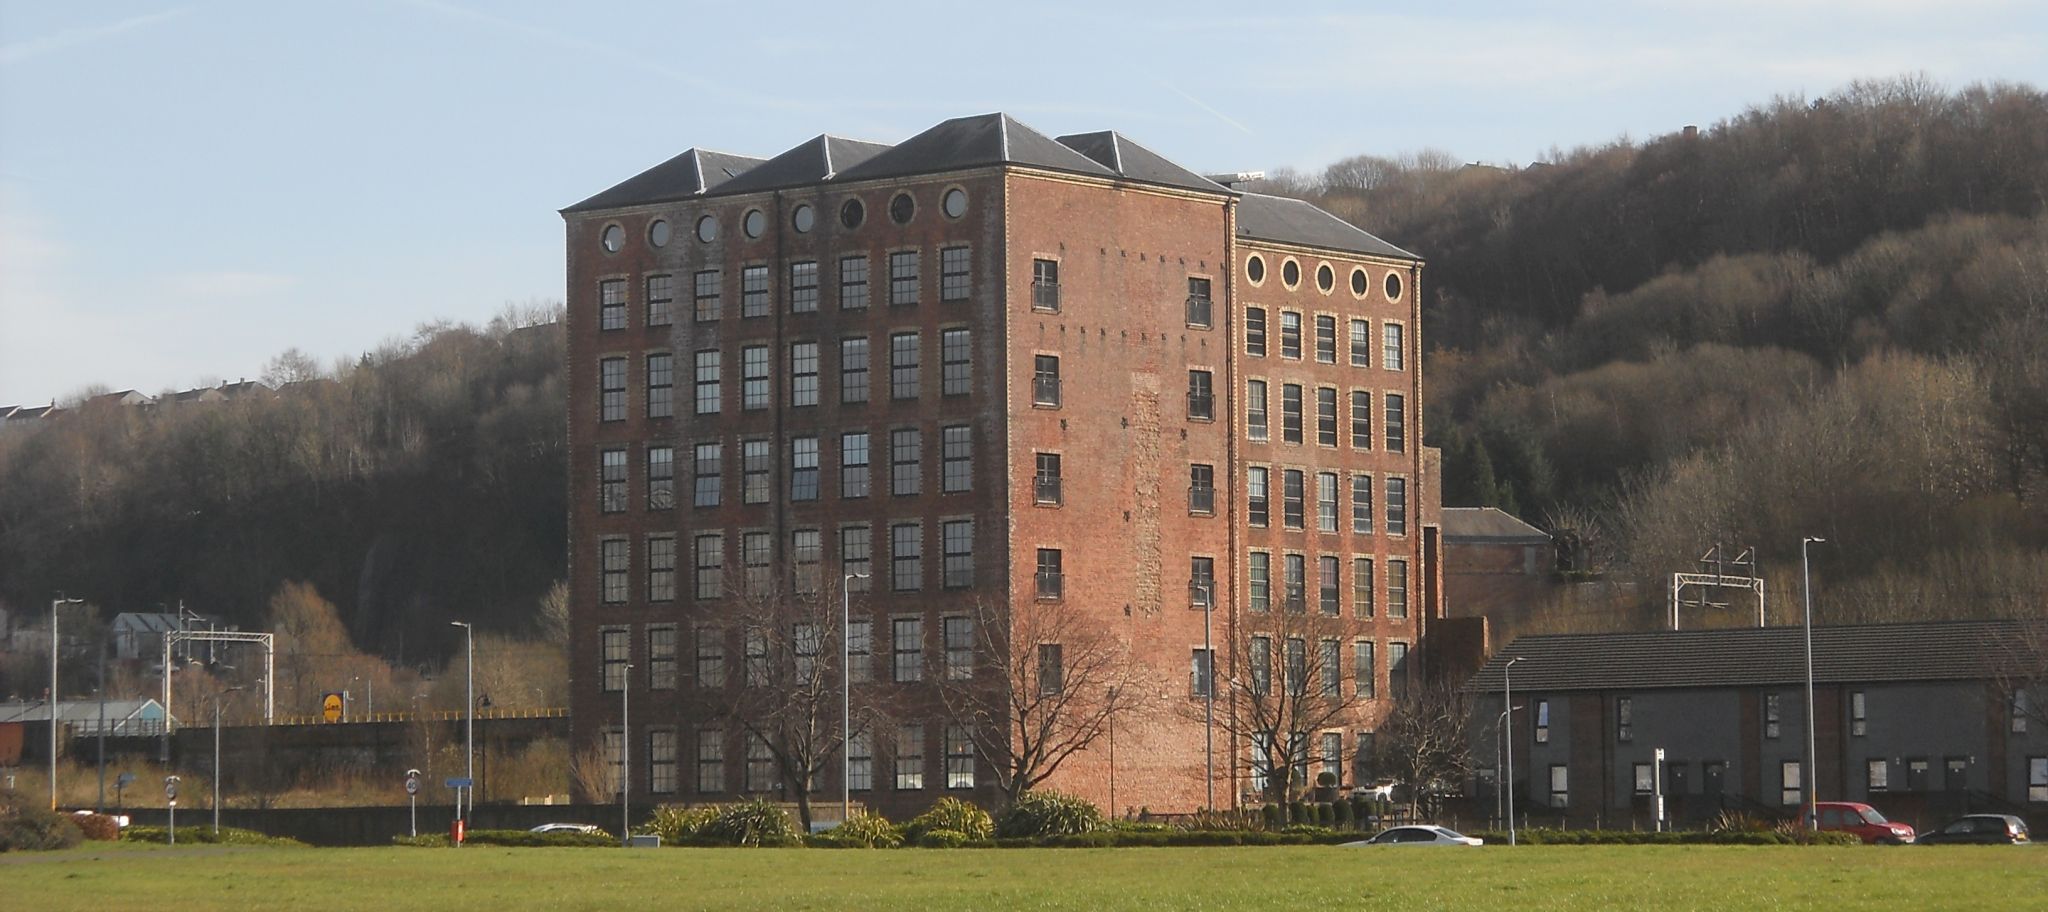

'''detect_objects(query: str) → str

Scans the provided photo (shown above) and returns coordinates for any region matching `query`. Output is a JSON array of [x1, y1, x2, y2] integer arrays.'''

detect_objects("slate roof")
[[0, 699, 168, 725], [1055, 131, 1228, 194], [1443, 507, 1550, 545], [1466, 619, 2042, 694], [834, 112, 1115, 184], [563, 148, 768, 213], [711, 134, 894, 195], [1238, 193, 1420, 260]]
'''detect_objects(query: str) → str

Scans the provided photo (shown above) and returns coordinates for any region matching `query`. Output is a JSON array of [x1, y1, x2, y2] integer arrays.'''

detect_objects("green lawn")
[[7, 844, 2042, 911]]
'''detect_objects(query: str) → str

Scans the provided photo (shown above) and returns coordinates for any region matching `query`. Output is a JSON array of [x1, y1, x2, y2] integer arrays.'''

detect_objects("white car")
[[1349, 825, 1484, 846], [529, 823, 603, 835]]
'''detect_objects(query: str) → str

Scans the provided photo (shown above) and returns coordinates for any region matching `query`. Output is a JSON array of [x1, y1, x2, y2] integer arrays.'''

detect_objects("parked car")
[[1348, 825, 1484, 846], [1812, 802, 1915, 844], [529, 823, 603, 835], [1917, 814, 2030, 845]]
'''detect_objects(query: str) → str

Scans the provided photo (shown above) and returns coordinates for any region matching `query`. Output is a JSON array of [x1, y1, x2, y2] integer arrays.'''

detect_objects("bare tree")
[[1371, 679, 1474, 819], [1991, 621, 2048, 734], [1216, 607, 1377, 805], [938, 596, 1145, 809]]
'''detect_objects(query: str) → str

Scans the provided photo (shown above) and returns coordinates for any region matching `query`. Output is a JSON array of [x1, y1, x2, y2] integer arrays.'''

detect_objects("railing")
[[267, 706, 570, 727]]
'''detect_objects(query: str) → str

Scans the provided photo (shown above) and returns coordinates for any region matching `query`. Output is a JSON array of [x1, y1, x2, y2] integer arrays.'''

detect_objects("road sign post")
[[165, 776, 181, 845], [446, 777, 472, 846], [405, 769, 421, 837], [1653, 747, 1667, 833]]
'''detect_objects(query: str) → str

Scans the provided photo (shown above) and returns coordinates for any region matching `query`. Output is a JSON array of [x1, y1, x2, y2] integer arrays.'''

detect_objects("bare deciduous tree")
[[1216, 608, 1378, 804], [1371, 679, 1474, 818]]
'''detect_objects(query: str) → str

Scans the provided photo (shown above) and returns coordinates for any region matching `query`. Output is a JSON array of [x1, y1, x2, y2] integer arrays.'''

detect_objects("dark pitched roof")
[[1443, 507, 1550, 545], [563, 148, 767, 213], [835, 113, 1115, 184], [1466, 619, 2042, 694], [711, 135, 894, 195], [1237, 192, 1420, 260], [1055, 131, 1227, 194]]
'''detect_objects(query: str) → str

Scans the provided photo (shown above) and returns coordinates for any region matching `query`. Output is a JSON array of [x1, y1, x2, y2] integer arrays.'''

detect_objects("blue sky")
[[4, 0, 2044, 406]]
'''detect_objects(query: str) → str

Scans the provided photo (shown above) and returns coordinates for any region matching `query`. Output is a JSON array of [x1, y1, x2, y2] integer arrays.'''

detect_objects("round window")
[[889, 192, 915, 225], [1316, 263, 1334, 293], [840, 198, 865, 229], [696, 215, 718, 243], [1246, 255, 1266, 284], [1282, 259, 1301, 288], [648, 219, 671, 248], [1385, 272, 1403, 300], [943, 188, 967, 219], [743, 209, 767, 238], [600, 224, 623, 253], [792, 204, 815, 233], [1351, 268, 1368, 296]]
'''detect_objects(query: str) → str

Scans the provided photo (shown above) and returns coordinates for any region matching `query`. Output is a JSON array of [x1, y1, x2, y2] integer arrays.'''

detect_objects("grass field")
[[6, 843, 2042, 911]]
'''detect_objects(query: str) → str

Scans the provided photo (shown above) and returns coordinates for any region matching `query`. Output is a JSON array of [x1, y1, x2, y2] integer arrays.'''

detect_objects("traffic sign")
[[322, 692, 344, 723], [164, 775, 180, 801], [406, 778, 420, 795], [445, 777, 473, 789]]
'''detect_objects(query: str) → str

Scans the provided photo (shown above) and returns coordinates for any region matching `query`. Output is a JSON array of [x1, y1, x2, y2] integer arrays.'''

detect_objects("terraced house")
[[561, 113, 1440, 819]]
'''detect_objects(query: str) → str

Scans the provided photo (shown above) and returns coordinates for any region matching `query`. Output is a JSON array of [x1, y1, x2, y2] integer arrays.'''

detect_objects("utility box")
[[626, 834, 661, 848]]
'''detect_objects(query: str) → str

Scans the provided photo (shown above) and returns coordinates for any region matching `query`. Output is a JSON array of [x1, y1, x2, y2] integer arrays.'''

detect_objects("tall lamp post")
[[211, 686, 243, 835], [450, 621, 474, 827], [841, 570, 870, 824], [621, 662, 632, 846], [1801, 536, 1825, 830], [1195, 583, 1215, 812], [1503, 656, 1524, 846], [49, 595, 85, 810]]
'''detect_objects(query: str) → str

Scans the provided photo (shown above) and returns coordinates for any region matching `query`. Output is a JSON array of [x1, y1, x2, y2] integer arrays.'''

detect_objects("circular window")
[[889, 192, 915, 225], [840, 198, 865, 229], [792, 204, 815, 233], [1316, 263, 1334, 293], [600, 224, 623, 253], [1385, 272, 1403, 301], [1282, 258, 1302, 288], [1246, 255, 1266, 284], [696, 215, 718, 243], [1351, 268, 1368, 296], [648, 219, 671, 248], [743, 209, 767, 238], [942, 188, 967, 219]]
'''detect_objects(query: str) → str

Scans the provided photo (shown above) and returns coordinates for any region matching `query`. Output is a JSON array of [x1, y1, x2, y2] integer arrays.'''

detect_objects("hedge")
[[1465, 828, 1861, 846], [121, 825, 305, 847]]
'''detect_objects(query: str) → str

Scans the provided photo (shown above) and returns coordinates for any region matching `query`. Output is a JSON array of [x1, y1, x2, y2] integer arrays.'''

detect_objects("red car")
[[1812, 801, 1916, 844]]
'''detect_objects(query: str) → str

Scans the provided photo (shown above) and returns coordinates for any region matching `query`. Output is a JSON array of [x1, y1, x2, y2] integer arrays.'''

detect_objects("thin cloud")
[[0, 8, 189, 66], [1152, 76, 1257, 137]]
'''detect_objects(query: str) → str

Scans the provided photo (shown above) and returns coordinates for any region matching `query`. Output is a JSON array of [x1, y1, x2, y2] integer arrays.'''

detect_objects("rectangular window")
[[2011, 691, 2029, 733], [941, 425, 973, 493], [601, 628, 628, 692], [1354, 639, 1376, 698], [941, 519, 974, 588], [649, 625, 677, 690], [649, 728, 677, 793], [601, 540, 628, 604], [695, 628, 725, 687], [840, 432, 870, 498], [1387, 559, 1408, 618], [891, 332, 920, 399], [600, 357, 626, 422], [648, 536, 676, 602], [646, 353, 674, 418], [600, 448, 627, 513], [1867, 759, 1889, 792], [1617, 696, 1634, 743], [1383, 323, 1405, 371], [696, 730, 724, 793], [1320, 638, 1341, 696], [742, 439, 771, 504], [790, 436, 819, 501], [846, 618, 872, 683], [1353, 558, 1375, 617], [1386, 477, 1407, 536], [1280, 311, 1302, 359], [1246, 380, 1269, 441], [1317, 471, 1339, 533], [746, 733, 773, 791], [1322, 732, 1343, 784], [1319, 556, 1340, 616], [1385, 393, 1405, 453], [1282, 469, 1305, 529], [1247, 466, 1269, 527], [841, 526, 872, 596], [1249, 636, 1271, 695], [1316, 388, 1337, 447], [600, 279, 626, 331], [694, 350, 721, 414], [846, 731, 873, 791], [1189, 464, 1215, 514], [1350, 391, 1372, 450], [694, 269, 721, 322], [895, 725, 925, 789], [1190, 556, 1216, 609], [794, 622, 821, 680], [1781, 760, 1802, 806], [693, 535, 723, 600], [945, 725, 975, 789], [1248, 551, 1271, 612], [1032, 258, 1060, 311], [1634, 763, 1653, 796], [1283, 553, 1307, 613], [941, 328, 971, 396], [2029, 757, 2048, 802], [1389, 641, 1410, 703], [1349, 319, 1370, 367], [1766, 693, 1782, 740], [1191, 648, 1214, 697], [692, 443, 720, 508], [1534, 698, 1551, 744], [789, 261, 819, 313], [741, 345, 769, 410], [839, 255, 869, 310], [1281, 384, 1303, 444], [648, 446, 674, 510], [1284, 637, 1307, 696], [743, 533, 771, 595], [647, 274, 673, 327], [1245, 306, 1267, 356], [889, 251, 919, 306], [791, 529, 821, 595], [1851, 691, 1867, 737], [891, 524, 922, 592], [893, 618, 923, 683], [741, 264, 769, 318], [1352, 474, 1373, 534], [744, 628, 768, 688], [1036, 548, 1063, 599], [1550, 765, 1570, 807], [891, 428, 921, 496], [1314, 314, 1337, 363], [1038, 643, 1065, 695], [1186, 277, 1212, 327], [840, 336, 869, 404], [789, 342, 818, 407], [944, 616, 974, 680], [1187, 370, 1214, 420], [1033, 354, 1061, 407], [940, 246, 971, 302], [1035, 452, 1063, 505]]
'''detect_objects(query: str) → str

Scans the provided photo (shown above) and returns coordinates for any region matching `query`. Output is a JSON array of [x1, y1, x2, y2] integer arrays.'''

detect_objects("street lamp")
[[1801, 536, 1825, 830], [1194, 582, 1215, 812], [621, 661, 632, 847], [211, 686, 243, 835], [49, 594, 85, 810], [1503, 656, 1524, 846], [842, 570, 870, 824], [450, 621, 474, 827]]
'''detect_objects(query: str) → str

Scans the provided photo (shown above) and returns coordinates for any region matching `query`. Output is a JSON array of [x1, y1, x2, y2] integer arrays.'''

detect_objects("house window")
[[743, 533, 771, 595], [1633, 763, 1653, 795], [1191, 648, 1214, 697], [1186, 277, 1212, 327], [1350, 391, 1371, 450], [1246, 380, 1269, 441], [1033, 355, 1061, 407], [1314, 315, 1337, 363], [1384, 393, 1405, 453], [945, 726, 975, 788], [696, 730, 724, 793], [941, 328, 971, 396], [695, 628, 725, 686], [841, 526, 872, 594], [744, 628, 768, 687], [1190, 556, 1216, 609], [1247, 467, 1270, 527], [943, 616, 973, 680], [1317, 471, 1339, 533], [1387, 559, 1408, 618], [599, 357, 626, 421], [941, 425, 973, 493], [841, 432, 870, 498], [1349, 319, 1370, 367], [649, 625, 677, 689], [601, 540, 628, 604], [895, 725, 925, 789], [1282, 469, 1305, 529], [890, 428, 921, 495], [845, 618, 872, 683], [1248, 551, 1271, 612], [1280, 311, 1302, 359], [647, 274, 673, 326], [647, 353, 674, 418], [1036, 548, 1063, 599], [1035, 452, 1063, 505], [1281, 384, 1303, 444], [741, 345, 770, 410], [1389, 641, 1410, 703], [846, 732, 873, 791], [789, 342, 819, 407], [1316, 388, 1337, 447], [839, 255, 869, 310], [840, 336, 870, 403], [1320, 638, 1341, 696], [601, 627, 628, 691], [1616, 696, 1633, 743], [789, 261, 819, 313], [2028, 757, 2047, 802], [892, 618, 923, 683], [648, 536, 676, 602], [1851, 691, 1867, 736], [1386, 477, 1407, 536], [746, 733, 774, 791], [2012, 691, 2030, 733], [1283, 553, 1306, 613], [742, 439, 771, 504], [1031, 258, 1059, 311], [693, 269, 721, 322], [694, 350, 721, 414], [1321, 731, 1342, 782], [648, 446, 674, 510], [692, 443, 720, 508], [693, 534, 723, 600], [1249, 636, 1271, 695], [1188, 370, 1215, 420], [891, 524, 922, 591], [940, 246, 971, 302], [889, 251, 919, 306], [890, 332, 920, 399], [1352, 474, 1373, 534], [1353, 558, 1375, 617], [1765, 693, 1782, 740], [941, 519, 974, 588], [1534, 698, 1551, 744], [791, 529, 821, 595], [600, 449, 627, 513], [1284, 637, 1308, 696], [1383, 323, 1405, 371], [1549, 765, 1569, 807], [1319, 556, 1340, 616], [1189, 464, 1215, 514], [1867, 759, 1889, 792], [599, 279, 626, 331], [741, 264, 769, 318], [1354, 640, 1375, 699], [1781, 760, 1803, 806], [649, 728, 677, 793], [790, 437, 819, 501], [1245, 306, 1267, 356]]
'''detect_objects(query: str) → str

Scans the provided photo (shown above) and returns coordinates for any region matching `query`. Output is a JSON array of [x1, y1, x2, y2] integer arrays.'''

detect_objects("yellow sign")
[[322, 692, 344, 723]]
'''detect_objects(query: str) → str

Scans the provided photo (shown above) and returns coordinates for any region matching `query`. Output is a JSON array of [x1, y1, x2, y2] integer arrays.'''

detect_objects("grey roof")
[[835, 112, 1115, 184], [563, 148, 767, 213], [1467, 619, 2043, 694], [0, 699, 167, 724], [112, 612, 188, 634], [711, 134, 894, 195], [1443, 507, 1550, 545], [1055, 131, 1229, 194], [1237, 192, 1420, 260]]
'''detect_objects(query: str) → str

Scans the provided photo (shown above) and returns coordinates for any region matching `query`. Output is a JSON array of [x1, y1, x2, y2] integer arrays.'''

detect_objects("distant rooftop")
[[1442, 507, 1549, 544]]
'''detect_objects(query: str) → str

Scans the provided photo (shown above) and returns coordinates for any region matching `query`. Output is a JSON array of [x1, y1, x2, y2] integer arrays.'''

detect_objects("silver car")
[[1351, 825, 1484, 846]]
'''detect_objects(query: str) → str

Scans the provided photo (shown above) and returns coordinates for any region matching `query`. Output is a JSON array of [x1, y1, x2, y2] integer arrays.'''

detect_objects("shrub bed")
[[1466, 828, 1860, 846], [904, 797, 994, 842], [120, 825, 304, 847], [997, 791, 1105, 838], [462, 829, 615, 848]]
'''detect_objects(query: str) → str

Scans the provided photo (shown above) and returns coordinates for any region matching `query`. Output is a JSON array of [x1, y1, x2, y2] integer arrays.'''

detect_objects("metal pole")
[[842, 571, 867, 824], [49, 595, 70, 811], [97, 644, 107, 812], [211, 686, 241, 835], [1199, 583, 1214, 812], [451, 621, 474, 827], [1802, 537, 1824, 830], [1505, 656, 1523, 846]]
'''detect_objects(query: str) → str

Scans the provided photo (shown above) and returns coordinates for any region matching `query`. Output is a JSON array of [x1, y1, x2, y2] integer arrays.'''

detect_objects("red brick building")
[[561, 114, 1439, 819]]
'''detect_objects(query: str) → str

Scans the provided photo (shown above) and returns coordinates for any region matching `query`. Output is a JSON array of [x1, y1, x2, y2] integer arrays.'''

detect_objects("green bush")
[[699, 798, 801, 847], [1466, 827, 1863, 846], [914, 828, 970, 848], [1041, 830, 1118, 848], [463, 829, 614, 847], [1261, 804, 1284, 829], [646, 804, 720, 843], [392, 833, 450, 847], [120, 825, 302, 847], [996, 790, 1105, 838], [824, 810, 901, 848], [1287, 801, 1307, 825], [1333, 799, 1355, 828], [904, 797, 994, 842], [72, 813, 121, 841], [0, 794, 83, 852]]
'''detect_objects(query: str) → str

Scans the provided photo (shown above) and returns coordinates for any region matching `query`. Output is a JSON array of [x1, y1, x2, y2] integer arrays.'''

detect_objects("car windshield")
[[1856, 808, 1889, 825]]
